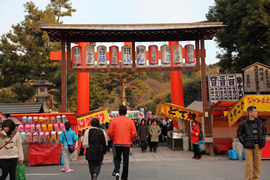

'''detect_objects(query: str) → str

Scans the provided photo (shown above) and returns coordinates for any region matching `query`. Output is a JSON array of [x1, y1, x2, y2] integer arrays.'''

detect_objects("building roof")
[[0, 103, 44, 115], [39, 21, 226, 42], [241, 62, 270, 71]]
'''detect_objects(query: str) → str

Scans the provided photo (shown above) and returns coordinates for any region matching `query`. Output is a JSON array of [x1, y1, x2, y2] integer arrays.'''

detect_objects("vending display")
[[21, 132, 26, 143], [22, 116, 27, 124], [26, 133, 32, 143], [19, 115, 69, 144], [18, 124, 24, 133]]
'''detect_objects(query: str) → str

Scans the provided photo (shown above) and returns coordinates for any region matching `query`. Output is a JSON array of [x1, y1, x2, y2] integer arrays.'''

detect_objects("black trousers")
[[0, 158, 18, 180], [193, 144, 201, 158], [148, 135, 152, 151], [140, 140, 147, 151], [79, 142, 85, 155], [88, 160, 101, 180], [114, 146, 130, 180], [152, 142, 158, 149]]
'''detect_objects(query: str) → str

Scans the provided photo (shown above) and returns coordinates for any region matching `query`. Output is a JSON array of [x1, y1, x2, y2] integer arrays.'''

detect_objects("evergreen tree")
[[50, 0, 76, 23], [0, 2, 59, 102], [94, 72, 149, 106], [206, 0, 270, 72]]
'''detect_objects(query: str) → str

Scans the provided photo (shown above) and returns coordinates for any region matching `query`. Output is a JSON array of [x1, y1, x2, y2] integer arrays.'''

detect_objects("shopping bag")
[[15, 164, 26, 180]]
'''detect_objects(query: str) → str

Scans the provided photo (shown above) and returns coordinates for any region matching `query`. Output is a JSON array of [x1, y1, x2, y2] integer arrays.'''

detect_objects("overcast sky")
[[0, 0, 221, 65]]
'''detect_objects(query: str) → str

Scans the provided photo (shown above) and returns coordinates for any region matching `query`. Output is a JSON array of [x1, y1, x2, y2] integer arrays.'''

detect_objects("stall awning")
[[227, 95, 270, 127], [156, 103, 203, 122], [211, 100, 238, 116]]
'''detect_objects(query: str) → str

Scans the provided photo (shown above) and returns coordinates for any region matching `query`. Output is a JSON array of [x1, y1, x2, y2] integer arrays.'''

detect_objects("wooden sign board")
[[243, 62, 270, 93]]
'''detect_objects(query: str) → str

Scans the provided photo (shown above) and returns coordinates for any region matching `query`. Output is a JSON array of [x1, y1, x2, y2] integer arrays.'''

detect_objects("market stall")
[[156, 103, 203, 150], [225, 95, 270, 159], [10, 113, 76, 165]]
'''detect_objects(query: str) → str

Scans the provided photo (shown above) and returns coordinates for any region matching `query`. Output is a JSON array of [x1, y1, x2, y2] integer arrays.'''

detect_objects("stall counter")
[[261, 136, 270, 159]]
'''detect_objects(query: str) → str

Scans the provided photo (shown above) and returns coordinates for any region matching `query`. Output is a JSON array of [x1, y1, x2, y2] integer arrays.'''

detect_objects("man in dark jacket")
[[83, 118, 107, 180], [237, 106, 266, 180]]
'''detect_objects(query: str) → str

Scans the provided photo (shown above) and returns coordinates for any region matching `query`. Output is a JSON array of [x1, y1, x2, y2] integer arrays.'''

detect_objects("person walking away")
[[134, 122, 140, 147], [59, 122, 77, 172], [105, 122, 112, 152], [79, 130, 85, 156], [159, 120, 164, 143], [99, 124, 108, 165], [237, 106, 266, 180], [108, 105, 136, 180], [0, 119, 24, 180], [83, 118, 107, 180], [138, 119, 149, 153], [147, 120, 153, 151], [191, 120, 201, 160], [149, 120, 161, 153]]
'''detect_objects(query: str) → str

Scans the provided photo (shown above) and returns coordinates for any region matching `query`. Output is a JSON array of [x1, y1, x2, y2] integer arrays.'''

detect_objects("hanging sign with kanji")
[[208, 73, 244, 105], [77, 109, 110, 131], [156, 103, 202, 122], [227, 95, 270, 127], [109, 111, 144, 120]]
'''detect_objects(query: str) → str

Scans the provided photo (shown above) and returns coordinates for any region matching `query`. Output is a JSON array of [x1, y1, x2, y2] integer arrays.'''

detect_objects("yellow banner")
[[77, 109, 109, 131], [156, 103, 202, 122], [227, 95, 270, 127]]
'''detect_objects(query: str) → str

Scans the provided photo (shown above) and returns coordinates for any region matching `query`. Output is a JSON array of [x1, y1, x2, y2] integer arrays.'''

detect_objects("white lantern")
[[85, 45, 95, 65], [172, 44, 183, 64], [161, 45, 171, 64], [121, 45, 132, 65], [136, 45, 146, 65], [97, 45, 107, 65]]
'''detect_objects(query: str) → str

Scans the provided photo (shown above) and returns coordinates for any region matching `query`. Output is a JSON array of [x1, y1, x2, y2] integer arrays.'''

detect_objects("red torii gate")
[[50, 42, 206, 121], [41, 21, 225, 155]]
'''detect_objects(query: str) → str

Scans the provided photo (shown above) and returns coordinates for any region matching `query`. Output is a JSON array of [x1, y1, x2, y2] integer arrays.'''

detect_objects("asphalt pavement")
[[21, 145, 270, 180], [24, 160, 270, 180]]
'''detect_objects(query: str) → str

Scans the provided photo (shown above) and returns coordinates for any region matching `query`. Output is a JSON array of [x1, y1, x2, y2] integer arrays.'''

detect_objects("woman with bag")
[[82, 118, 107, 180], [149, 120, 161, 153], [0, 119, 24, 180], [59, 122, 77, 172]]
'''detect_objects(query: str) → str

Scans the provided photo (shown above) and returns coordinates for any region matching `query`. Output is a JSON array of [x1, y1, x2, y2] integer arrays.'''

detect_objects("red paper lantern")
[[109, 46, 119, 65], [184, 44, 195, 63], [72, 46, 82, 65], [148, 45, 158, 65]]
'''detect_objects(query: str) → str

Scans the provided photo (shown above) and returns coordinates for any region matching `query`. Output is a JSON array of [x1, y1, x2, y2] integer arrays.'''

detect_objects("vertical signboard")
[[243, 63, 270, 93], [208, 74, 244, 105]]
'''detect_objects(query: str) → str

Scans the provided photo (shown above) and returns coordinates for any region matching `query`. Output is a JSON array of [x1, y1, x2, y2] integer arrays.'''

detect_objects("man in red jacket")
[[191, 120, 201, 160], [108, 105, 136, 180]]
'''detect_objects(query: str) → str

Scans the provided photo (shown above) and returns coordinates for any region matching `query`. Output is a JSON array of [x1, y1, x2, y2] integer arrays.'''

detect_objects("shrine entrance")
[[39, 21, 225, 155]]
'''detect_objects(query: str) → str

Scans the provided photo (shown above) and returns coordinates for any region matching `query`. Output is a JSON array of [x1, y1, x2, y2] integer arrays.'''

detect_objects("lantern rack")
[[67, 43, 201, 73]]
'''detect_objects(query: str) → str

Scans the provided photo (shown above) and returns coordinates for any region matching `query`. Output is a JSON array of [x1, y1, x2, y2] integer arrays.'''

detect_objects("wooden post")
[[200, 31, 214, 155], [132, 42, 136, 68], [60, 33, 67, 112]]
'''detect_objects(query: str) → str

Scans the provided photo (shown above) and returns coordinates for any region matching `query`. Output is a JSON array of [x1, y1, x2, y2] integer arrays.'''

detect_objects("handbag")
[[63, 131, 76, 153], [0, 133, 16, 168], [15, 164, 26, 180]]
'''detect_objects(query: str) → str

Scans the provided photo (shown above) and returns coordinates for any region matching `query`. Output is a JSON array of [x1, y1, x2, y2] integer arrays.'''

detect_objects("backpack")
[[199, 129, 203, 141]]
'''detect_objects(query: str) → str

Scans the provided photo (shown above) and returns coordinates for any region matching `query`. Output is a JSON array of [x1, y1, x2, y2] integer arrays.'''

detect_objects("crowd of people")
[[0, 105, 266, 180]]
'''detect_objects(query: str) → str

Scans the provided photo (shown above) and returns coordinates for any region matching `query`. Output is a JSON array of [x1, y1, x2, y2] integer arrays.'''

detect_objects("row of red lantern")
[[72, 44, 195, 66]]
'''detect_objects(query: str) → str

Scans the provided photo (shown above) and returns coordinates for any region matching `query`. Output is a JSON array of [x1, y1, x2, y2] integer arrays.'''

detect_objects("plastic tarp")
[[29, 143, 61, 165]]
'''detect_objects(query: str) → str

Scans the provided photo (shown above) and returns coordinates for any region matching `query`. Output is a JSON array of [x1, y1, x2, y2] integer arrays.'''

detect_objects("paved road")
[[24, 159, 270, 180]]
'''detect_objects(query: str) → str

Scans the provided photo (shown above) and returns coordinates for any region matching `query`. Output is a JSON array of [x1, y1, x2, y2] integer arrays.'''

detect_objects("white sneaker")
[[115, 173, 120, 180]]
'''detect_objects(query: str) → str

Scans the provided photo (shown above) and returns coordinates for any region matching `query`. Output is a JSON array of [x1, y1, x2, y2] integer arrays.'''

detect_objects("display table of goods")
[[18, 115, 68, 165]]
